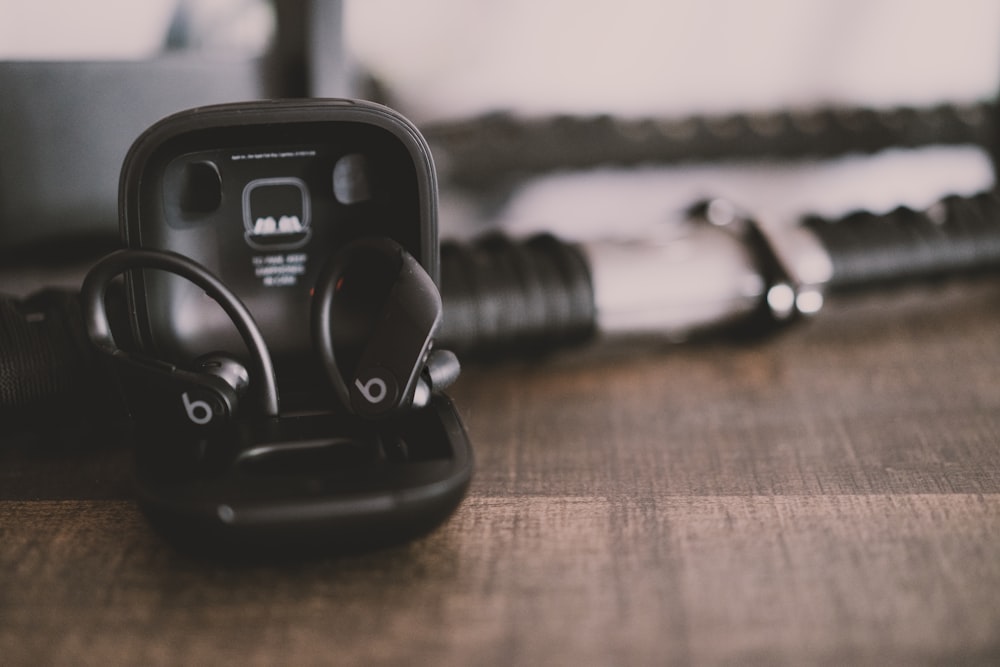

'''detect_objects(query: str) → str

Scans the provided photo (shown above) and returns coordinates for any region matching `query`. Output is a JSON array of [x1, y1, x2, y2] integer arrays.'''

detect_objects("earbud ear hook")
[[80, 248, 280, 419]]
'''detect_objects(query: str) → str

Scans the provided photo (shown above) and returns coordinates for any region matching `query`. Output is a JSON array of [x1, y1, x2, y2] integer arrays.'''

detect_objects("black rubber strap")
[[425, 102, 994, 189], [0, 290, 119, 430], [803, 190, 1000, 291], [438, 234, 596, 357]]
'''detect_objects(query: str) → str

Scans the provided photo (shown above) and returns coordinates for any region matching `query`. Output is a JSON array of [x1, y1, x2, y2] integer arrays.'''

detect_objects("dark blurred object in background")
[[0, 0, 346, 256]]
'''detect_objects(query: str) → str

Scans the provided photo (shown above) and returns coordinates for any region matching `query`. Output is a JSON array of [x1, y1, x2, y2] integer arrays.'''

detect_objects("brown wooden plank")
[[1, 494, 998, 665]]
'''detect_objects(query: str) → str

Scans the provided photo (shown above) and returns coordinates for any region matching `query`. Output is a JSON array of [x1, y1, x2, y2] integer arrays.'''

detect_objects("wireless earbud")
[[312, 237, 460, 419], [80, 248, 280, 427]]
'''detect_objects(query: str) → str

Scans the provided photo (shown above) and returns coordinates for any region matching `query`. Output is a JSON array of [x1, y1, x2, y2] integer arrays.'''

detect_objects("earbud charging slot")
[[236, 437, 375, 475]]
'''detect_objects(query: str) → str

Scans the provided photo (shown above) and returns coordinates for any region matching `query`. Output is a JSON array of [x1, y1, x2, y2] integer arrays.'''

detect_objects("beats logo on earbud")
[[181, 391, 214, 425], [354, 374, 389, 406], [312, 237, 460, 419], [80, 249, 280, 430], [178, 353, 251, 425]]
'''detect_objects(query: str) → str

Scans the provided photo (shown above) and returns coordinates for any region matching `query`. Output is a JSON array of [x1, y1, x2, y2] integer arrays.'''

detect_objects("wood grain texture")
[[2, 280, 1000, 665], [2, 494, 999, 666]]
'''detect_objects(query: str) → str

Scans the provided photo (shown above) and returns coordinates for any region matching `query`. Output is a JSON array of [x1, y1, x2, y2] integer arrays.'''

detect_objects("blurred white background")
[[2, 0, 998, 237], [4, 0, 996, 117], [347, 0, 1000, 122]]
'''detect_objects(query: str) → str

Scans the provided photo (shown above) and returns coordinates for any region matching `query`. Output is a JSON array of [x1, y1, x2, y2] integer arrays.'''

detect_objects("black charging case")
[[116, 100, 472, 557]]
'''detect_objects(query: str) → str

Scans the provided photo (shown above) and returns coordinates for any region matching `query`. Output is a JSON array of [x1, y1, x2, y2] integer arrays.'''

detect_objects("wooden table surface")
[[2, 278, 999, 666]]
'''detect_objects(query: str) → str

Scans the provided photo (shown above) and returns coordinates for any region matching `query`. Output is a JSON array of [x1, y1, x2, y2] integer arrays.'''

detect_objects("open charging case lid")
[[116, 99, 472, 556]]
